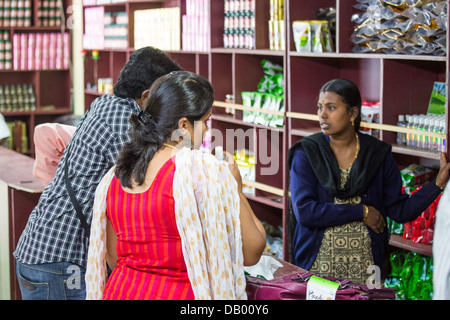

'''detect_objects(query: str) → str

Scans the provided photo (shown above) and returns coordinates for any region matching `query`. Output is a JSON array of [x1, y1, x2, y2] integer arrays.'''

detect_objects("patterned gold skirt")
[[309, 166, 374, 285]]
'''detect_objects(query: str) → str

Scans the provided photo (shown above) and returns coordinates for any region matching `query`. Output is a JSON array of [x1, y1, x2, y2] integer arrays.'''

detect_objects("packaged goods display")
[[223, 0, 256, 49], [351, 0, 447, 55], [0, 0, 32, 27], [427, 81, 446, 115], [292, 8, 336, 53], [104, 12, 128, 49], [359, 100, 380, 138], [268, 0, 284, 50], [292, 20, 333, 53], [384, 251, 433, 300], [0, 30, 12, 70], [5, 120, 28, 153], [396, 113, 446, 151], [83, 6, 104, 49], [134, 7, 180, 51], [388, 164, 440, 245], [182, 0, 210, 51], [316, 7, 336, 51], [241, 59, 284, 127], [13, 32, 70, 70], [401, 163, 434, 187], [37, 0, 64, 27], [403, 187, 440, 245], [235, 148, 255, 196], [97, 78, 113, 94], [0, 83, 36, 112]]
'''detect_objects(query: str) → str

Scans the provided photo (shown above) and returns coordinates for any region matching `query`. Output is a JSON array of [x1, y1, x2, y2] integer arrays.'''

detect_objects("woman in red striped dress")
[[101, 71, 266, 300], [103, 158, 194, 300]]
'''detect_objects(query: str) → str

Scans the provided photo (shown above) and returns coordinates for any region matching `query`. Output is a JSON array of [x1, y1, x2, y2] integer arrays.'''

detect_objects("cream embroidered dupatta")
[[85, 148, 246, 300]]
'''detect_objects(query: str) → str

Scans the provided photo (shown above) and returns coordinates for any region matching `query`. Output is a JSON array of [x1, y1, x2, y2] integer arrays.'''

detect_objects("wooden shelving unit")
[[0, 0, 73, 157], [82, 0, 449, 261]]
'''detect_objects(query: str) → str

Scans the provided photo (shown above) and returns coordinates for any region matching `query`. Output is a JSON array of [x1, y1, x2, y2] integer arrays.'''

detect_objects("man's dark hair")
[[113, 46, 183, 99]]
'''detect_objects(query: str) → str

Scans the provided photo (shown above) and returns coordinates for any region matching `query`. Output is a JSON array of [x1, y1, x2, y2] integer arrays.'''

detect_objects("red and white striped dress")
[[102, 158, 195, 300]]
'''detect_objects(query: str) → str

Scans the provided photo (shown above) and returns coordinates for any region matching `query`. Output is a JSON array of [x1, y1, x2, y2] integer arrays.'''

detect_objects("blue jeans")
[[16, 261, 86, 300]]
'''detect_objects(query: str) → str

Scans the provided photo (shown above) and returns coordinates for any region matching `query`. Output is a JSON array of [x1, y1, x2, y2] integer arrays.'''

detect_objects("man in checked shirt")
[[14, 46, 182, 300]]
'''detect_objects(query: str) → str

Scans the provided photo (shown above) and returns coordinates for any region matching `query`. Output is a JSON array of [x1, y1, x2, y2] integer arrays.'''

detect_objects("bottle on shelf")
[[440, 120, 446, 152], [401, 114, 446, 152], [405, 115, 411, 146], [396, 114, 406, 145]]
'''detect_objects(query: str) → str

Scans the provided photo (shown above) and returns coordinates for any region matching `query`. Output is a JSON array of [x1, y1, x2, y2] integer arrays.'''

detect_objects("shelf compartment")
[[288, 56, 381, 134], [210, 0, 270, 50], [210, 53, 233, 110], [382, 59, 447, 145]]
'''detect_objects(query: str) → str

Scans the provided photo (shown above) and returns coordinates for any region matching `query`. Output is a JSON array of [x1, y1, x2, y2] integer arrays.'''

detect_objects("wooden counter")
[[0, 147, 44, 300]]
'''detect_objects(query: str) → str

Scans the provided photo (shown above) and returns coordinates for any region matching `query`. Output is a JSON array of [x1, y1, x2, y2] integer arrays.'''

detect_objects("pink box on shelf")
[[35, 33, 42, 70], [41, 33, 49, 69], [48, 33, 56, 69], [13, 34, 20, 70], [27, 33, 35, 70], [63, 33, 70, 69], [20, 33, 27, 70], [55, 33, 63, 69]]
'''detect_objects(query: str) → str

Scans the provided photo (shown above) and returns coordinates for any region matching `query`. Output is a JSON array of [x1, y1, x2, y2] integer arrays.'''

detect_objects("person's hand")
[[224, 151, 243, 191], [364, 205, 386, 234], [435, 152, 450, 190]]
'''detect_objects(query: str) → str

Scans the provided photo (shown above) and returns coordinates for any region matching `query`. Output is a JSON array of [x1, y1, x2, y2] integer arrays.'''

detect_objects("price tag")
[[306, 275, 340, 300]]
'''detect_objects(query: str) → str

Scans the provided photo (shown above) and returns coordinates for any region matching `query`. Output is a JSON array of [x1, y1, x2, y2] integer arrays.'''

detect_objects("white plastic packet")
[[244, 255, 283, 280]]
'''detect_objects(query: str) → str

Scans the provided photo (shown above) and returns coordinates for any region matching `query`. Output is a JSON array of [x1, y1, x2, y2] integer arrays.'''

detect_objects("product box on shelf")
[[13, 32, 69, 71], [134, 7, 180, 51]]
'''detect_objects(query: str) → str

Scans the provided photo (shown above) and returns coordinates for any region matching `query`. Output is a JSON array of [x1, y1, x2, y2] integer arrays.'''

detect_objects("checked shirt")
[[14, 95, 141, 268]]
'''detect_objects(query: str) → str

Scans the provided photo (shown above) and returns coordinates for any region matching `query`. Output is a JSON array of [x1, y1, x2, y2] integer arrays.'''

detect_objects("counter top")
[[0, 147, 44, 193]]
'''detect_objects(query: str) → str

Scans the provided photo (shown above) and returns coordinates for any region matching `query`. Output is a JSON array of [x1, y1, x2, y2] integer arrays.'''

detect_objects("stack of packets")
[[387, 164, 440, 244], [291, 8, 336, 53], [234, 148, 255, 196], [292, 20, 334, 53], [359, 99, 380, 138], [351, 0, 447, 56], [384, 251, 433, 300], [241, 59, 284, 128]]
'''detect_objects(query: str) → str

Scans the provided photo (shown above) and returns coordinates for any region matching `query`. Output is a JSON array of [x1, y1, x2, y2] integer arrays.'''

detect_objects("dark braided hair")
[[115, 71, 214, 188]]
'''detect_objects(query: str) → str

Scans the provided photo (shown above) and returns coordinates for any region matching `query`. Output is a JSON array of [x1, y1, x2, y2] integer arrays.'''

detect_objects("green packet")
[[241, 91, 255, 123], [261, 59, 283, 76], [241, 91, 284, 128], [400, 164, 434, 187]]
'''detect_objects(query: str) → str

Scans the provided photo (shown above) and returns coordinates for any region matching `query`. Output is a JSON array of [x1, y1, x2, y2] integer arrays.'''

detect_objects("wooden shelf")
[[82, 0, 449, 263], [211, 48, 285, 56], [243, 179, 284, 197], [1, 1, 73, 158], [289, 51, 447, 62], [389, 234, 433, 257]]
